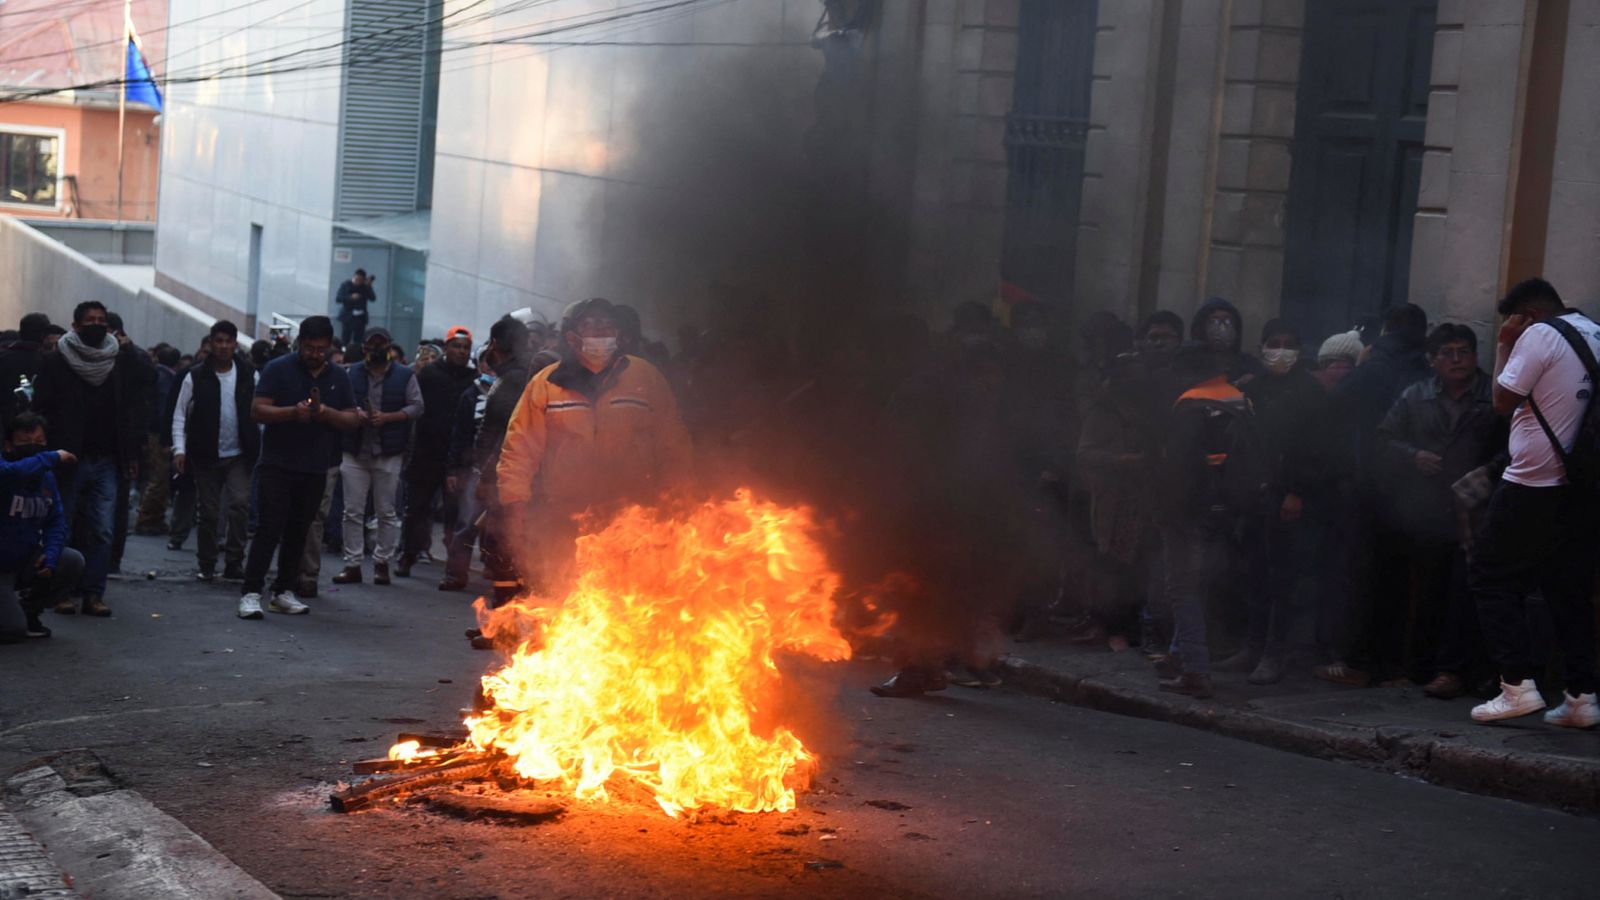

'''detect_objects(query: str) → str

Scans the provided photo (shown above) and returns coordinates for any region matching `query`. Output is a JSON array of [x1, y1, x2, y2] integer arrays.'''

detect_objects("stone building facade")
[[922, 0, 1600, 346]]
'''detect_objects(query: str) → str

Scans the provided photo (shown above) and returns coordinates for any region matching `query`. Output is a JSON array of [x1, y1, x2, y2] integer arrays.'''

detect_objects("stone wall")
[[1407, 0, 1528, 337], [1075, 0, 1304, 335], [899, 0, 1021, 326]]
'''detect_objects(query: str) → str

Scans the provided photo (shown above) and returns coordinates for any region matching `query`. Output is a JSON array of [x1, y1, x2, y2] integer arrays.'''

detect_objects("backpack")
[[1167, 380, 1267, 519], [1526, 317, 1600, 493]]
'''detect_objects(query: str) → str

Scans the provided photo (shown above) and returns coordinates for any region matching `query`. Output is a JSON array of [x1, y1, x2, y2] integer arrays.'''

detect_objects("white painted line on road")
[[0, 701, 267, 739]]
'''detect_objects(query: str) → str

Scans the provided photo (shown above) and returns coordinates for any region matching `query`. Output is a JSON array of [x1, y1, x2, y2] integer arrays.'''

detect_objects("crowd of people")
[[0, 272, 1595, 729]]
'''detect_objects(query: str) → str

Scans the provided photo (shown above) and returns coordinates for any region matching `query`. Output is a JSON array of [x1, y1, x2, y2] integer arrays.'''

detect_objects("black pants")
[[1470, 482, 1598, 694], [401, 456, 455, 560], [110, 473, 130, 570], [242, 465, 327, 597], [340, 317, 366, 348], [1413, 541, 1487, 680]]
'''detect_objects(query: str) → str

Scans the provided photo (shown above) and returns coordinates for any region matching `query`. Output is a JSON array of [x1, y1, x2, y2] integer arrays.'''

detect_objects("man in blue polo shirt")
[[238, 316, 361, 620]]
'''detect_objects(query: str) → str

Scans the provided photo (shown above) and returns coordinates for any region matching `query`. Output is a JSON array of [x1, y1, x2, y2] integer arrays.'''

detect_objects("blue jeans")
[[1162, 519, 1239, 676], [58, 456, 118, 597]]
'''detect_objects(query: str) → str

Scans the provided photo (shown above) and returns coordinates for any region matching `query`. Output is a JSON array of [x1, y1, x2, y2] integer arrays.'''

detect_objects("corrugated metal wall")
[[336, 0, 429, 219]]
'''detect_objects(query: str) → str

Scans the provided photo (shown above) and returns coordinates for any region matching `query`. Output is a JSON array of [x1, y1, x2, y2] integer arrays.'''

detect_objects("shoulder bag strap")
[[1524, 317, 1600, 471]]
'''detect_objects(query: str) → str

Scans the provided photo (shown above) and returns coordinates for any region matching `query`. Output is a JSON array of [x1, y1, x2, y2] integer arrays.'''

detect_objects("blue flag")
[[124, 37, 163, 112]]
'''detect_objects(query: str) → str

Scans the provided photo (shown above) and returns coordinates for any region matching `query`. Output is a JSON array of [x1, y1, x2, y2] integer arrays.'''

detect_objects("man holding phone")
[[238, 316, 360, 620]]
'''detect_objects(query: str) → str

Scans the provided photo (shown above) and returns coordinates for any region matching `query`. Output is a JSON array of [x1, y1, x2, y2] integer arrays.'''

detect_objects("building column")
[[1408, 1, 1530, 336], [1540, 0, 1598, 301]]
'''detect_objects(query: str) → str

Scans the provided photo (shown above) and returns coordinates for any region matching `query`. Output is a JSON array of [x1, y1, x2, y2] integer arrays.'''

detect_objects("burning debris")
[[334, 491, 859, 820]]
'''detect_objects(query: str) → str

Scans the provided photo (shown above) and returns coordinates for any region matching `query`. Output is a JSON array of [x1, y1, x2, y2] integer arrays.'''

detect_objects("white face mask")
[[1262, 347, 1299, 374], [579, 336, 619, 368]]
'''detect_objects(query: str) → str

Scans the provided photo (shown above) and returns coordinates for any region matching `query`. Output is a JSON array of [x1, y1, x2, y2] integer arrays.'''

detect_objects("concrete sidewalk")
[[998, 641, 1600, 814]]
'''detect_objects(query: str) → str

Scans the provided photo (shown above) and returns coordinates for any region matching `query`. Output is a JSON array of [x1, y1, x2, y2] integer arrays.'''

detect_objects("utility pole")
[[116, 0, 130, 221]]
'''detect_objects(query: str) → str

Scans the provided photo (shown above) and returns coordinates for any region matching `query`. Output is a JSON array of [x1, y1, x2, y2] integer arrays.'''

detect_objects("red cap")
[[445, 326, 473, 343]]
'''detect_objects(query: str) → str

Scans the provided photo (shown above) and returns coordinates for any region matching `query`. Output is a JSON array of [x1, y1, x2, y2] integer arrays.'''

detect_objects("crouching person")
[[0, 413, 84, 642]]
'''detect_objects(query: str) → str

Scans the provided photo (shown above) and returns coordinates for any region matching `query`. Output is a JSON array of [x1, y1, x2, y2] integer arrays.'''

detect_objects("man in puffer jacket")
[[496, 298, 693, 594], [0, 413, 84, 642]]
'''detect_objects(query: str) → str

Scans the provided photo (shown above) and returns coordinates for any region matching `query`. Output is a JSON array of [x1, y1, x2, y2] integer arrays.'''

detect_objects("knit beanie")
[[1318, 330, 1363, 365]]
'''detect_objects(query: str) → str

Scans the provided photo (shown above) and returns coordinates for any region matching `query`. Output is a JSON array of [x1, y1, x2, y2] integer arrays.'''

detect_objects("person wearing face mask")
[[495, 297, 693, 596], [330, 327, 423, 587], [1182, 298, 1265, 388], [439, 347, 498, 593], [398, 327, 477, 577], [1222, 320, 1338, 684], [29, 300, 153, 618], [0, 413, 82, 643]]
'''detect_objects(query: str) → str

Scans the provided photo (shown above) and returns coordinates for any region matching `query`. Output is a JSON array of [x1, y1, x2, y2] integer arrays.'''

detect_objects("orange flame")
[[451, 490, 852, 817], [386, 740, 439, 763]]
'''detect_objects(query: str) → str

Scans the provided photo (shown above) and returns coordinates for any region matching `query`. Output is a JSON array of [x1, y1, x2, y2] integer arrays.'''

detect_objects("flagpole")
[[117, 0, 131, 221]]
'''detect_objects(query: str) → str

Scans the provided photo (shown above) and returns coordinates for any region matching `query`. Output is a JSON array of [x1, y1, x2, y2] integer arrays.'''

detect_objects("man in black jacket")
[[472, 316, 534, 603], [30, 301, 153, 617], [1377, 324, 1505, 697], [0, 313, 51, 429], [1316, 303, 1433, 686], [171, 321, 258, 582], [334, 269, 377, 348], [1227, 319, 1338, 685], [399, 326, 476, 576]]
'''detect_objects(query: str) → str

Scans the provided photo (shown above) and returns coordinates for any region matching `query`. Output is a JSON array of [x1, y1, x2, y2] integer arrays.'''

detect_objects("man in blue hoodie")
[[0, 412, 83, 642]]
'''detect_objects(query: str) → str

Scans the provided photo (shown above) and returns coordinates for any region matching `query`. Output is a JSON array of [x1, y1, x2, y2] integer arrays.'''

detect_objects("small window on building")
[[0, 131, 59, 207]]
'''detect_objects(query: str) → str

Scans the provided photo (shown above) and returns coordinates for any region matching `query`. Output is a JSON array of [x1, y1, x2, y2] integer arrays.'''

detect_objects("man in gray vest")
[[171, 320, 257, 583], [333, 328, 422, 586]]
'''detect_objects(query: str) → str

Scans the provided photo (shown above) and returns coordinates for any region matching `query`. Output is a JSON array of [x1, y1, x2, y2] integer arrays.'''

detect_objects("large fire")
[[437, 490, 853, 818]]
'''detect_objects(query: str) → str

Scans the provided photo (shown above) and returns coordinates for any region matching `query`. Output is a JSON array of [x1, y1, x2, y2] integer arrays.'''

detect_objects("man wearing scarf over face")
[[495, 298, 692, 596], [30, 301, 153, 617]]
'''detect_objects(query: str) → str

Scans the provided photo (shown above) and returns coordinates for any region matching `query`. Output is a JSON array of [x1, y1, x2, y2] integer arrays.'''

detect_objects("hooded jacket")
[[496, 354, 692, 510], [0, 450, 66, 572], [1189, 298, 1266, 384]]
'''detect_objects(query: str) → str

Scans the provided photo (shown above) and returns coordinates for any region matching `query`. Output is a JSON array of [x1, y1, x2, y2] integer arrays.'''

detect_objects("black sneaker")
[[166, 539, 184, 551], [222, 563, 245, 581], [196, 570, 216, 583], [25, 612, 51, 639]]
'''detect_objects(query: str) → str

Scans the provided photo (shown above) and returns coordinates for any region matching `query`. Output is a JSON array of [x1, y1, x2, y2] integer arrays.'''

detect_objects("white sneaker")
[[1544, 692, 1600, 729], [1471, 679, 1546, 722], [269, 592, 309, 615], [237, 593, 264, 620]]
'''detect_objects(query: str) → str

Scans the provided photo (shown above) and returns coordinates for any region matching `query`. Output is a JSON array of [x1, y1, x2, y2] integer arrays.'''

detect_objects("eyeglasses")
[[1433, 347, 1475, 360]]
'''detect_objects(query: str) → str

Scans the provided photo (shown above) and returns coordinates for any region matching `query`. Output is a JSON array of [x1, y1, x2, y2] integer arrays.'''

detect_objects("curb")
[[998, 656, 1600, 814], [4, 751, 279, 900]]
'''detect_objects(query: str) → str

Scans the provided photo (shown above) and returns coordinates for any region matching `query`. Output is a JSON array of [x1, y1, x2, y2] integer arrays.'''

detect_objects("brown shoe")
[[1423, 671, 1464, 699], [54, 597, 77, 615], [438, 577, 467, 592], [373, 562, 391, 586], [331, 566, 363, 585], [294, 579, 319, 600], [81, 595, 112, 618], [1158, 672, 1214, 698]]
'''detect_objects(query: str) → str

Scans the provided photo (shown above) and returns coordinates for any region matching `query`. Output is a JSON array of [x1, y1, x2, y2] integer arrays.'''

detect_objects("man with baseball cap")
[[399, 326, 477, 576], [1469, 278, 1600, 727]]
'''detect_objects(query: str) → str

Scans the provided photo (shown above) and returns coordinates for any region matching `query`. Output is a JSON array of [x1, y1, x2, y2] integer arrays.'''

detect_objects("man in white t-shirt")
[[171, 321, 258, 583], [1469, 278, 1600, 728]]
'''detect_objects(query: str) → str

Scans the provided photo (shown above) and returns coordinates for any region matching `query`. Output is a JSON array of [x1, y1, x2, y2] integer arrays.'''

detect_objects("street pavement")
[[3, 533, 1600, 898]]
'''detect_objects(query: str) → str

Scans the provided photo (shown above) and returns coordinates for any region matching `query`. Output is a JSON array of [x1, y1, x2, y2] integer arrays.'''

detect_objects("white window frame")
[[0, 123, 66, 212]]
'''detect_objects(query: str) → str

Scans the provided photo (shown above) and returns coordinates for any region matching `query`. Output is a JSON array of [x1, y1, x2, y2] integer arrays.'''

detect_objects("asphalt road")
[[3, 534, 1599, 899]]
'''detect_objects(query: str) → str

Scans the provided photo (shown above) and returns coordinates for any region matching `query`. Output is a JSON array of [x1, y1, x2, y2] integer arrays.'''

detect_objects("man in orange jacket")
[[494, 298, 692, 594]]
